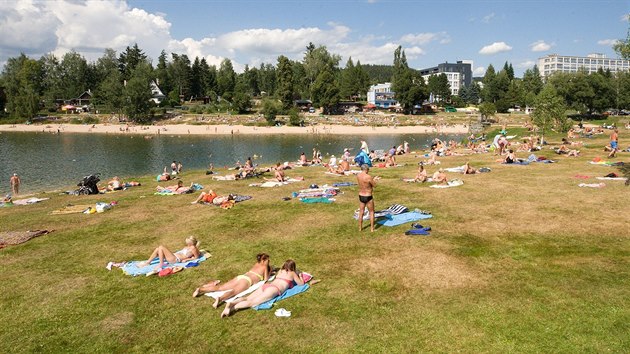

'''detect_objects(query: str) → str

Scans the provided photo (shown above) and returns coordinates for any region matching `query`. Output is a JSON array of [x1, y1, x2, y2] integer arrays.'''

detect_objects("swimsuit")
[[236, 274, 253, 287], [359, 195, 373, 204], [262, 277, 295, 296], [236, 270, 264, 288]]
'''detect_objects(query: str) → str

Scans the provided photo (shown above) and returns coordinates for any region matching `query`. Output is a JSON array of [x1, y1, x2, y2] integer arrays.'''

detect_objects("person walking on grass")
[[10, 173, 20, 196], [357, 164, 380, 232], [608, 129, 619, 158]]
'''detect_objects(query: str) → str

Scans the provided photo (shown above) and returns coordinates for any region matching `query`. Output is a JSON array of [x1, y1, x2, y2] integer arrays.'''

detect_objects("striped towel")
[[354, 204, 408, 220]]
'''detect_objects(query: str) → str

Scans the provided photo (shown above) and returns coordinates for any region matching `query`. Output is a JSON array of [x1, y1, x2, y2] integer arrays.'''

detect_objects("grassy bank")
[[1, 129, 629, 353]]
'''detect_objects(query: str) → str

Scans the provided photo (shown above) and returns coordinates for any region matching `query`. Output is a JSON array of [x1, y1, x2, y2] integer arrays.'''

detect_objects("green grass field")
[[1, 129, 629, 353]]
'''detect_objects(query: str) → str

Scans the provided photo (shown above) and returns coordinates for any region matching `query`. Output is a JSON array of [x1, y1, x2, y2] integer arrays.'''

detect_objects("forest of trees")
[[1, 27, 629, 125]]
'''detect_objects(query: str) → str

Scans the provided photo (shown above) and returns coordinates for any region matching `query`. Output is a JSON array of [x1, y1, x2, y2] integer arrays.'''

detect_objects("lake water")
[[0, 131, 463, 193]]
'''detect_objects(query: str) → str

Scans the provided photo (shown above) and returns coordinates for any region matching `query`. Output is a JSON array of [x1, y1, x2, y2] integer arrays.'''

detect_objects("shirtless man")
[[432, 169, 448, 184], [357, 164, 380, 232], [608, 129, 619, 158], [10, 173, 20, 195]]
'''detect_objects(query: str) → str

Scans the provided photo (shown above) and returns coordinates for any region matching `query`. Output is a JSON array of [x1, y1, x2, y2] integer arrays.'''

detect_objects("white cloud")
[[516, 60, 536, 69], [0, 0, 441, 71], [479, 42, 512, 55], [400, 32, 450, 46], [367, 0, 378, 3], [597, 39, 619, 46], [622, 14, 629, 22], [530, 40, 552, 52], [473, 67, 486, 76], [482, 12, 495, 23]]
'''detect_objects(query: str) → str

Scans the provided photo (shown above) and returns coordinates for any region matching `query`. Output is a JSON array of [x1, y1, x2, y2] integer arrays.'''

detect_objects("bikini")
[[236, 270, 264, 287], [174, 248, 193, 263], [262, 277, 294, 296]]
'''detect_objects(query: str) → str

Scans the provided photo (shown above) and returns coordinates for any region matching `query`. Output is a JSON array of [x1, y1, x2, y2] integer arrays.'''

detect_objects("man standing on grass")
[[10, 173, 20, 196], [608, 128, 619, 158], [357, 164, 380, 232]]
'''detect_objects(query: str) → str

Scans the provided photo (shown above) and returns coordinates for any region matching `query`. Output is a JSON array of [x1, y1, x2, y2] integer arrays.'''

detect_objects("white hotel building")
[[538, 53, 630, 79]]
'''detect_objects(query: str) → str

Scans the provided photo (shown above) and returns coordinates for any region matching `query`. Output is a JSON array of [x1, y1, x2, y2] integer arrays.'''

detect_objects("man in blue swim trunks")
[[357, 164, 380, 232], [608, 129, 618, 158]]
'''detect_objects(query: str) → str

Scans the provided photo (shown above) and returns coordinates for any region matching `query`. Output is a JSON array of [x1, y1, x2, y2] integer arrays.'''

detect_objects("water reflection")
[[0, 132, 462, 193]]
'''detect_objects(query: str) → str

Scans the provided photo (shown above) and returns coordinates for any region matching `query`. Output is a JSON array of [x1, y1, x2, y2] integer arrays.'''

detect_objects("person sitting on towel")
[[432, 169, 448, 184], [193, 253, 271, 309], [221, 259, 304, 318], [414, 164, 428, 182]]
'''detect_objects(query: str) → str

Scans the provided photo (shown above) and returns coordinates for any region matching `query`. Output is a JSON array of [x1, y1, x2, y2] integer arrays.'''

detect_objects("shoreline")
[[0, 123, 469, 136]]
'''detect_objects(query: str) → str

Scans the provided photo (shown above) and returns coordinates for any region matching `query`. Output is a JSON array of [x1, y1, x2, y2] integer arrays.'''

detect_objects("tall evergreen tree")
[[276, 55, 294, 110], [217, 58, 236, 98], [118, 43, 147, 80]]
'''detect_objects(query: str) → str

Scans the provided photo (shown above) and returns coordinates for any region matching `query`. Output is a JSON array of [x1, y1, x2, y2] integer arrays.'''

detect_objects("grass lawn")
[[1, 129, 629, 353]]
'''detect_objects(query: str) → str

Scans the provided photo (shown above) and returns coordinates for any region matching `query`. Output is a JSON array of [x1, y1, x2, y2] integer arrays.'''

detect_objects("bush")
[[261, 99, 281, 125], [288, 108, 303, 126]]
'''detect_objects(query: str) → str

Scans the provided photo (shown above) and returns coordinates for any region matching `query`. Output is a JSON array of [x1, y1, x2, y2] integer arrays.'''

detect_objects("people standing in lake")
[[177, 161, 183, 174], [10, 173, 21, 195], [357, 164, 380, 232], [171, 161, 177, 175]]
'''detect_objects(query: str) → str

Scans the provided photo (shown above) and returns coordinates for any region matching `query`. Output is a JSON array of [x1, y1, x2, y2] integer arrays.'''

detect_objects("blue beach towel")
[[253, 284, 310, 310], [121, 252, 208, 276], [502, 161, 529, 166], [377, 212, 433, 227], [300, 197, 334, 204], [333, 182, 356, 187]]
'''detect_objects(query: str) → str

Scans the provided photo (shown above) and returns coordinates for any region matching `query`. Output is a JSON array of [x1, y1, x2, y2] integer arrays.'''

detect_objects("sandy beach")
[[0, 123, 468, 136]]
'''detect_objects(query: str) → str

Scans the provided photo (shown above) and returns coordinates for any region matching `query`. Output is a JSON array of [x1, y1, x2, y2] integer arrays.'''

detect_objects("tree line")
[[1, 30, 629, 124]]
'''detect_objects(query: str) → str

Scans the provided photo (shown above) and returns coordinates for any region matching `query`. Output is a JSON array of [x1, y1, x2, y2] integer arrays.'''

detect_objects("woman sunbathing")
[[193, 253, 271, 308], [156, 180, 190, 193], [138, 236, 201, 269], [463, 162, 478, 174], [221, 259, 304, 318], [191, 189, 218, 204]]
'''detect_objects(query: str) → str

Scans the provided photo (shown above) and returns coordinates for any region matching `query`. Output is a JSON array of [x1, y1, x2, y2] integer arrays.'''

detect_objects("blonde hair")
[[186, 236, 200, 248]]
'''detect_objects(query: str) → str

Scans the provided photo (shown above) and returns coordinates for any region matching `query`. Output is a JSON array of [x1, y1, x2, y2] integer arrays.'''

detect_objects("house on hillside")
[[150, 81, 166, 104], [72, 90, 93, 106], [367, 83, 398, 109]]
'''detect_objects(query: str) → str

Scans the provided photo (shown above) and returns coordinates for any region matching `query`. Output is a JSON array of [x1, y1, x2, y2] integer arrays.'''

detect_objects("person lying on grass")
[[463, 162, 478, 174], [221, 259, 304, 318], [193, 253, 271, 308], [138, 236, 201, 269], [156, 180, 191, 193]]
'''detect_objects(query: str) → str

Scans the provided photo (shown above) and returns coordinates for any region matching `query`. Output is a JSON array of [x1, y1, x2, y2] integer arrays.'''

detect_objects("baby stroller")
[[77, 174, 100, 195]]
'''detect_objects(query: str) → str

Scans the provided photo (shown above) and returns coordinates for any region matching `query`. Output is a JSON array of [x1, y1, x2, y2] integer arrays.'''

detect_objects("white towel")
[[205, 281, 265, 303]]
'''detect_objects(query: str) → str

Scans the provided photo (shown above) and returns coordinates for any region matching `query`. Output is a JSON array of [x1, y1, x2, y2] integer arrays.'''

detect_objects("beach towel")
[[253, 284, 310, 310], [300, 197, 335, 203], [578, 183, 606, 188], [430, 179, 464, 188], [502, 161, 529, 165], [354, 204, 409, 220], [377, 212, 433, 227], [444, 166, 466, 173], [51, 204, 92, 215], [333, 182, 356, 187], [595, 177, 628, 181], [12, 197, 49, 206], [121, 252, 209, 276], [0, 230, 53, 248], [205, 280, 266, 303]]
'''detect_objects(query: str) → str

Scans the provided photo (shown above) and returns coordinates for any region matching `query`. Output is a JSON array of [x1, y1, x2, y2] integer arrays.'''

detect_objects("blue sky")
[[1, 0, 629, 76]]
